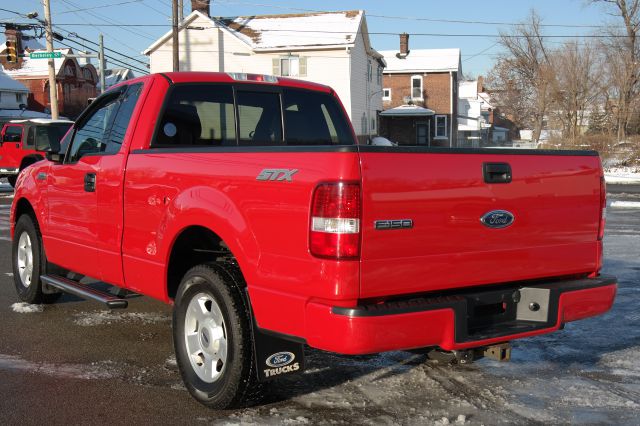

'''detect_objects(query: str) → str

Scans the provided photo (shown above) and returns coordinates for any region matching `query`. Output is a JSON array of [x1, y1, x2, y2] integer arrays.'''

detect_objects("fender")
[[10, 162, 50, 240], [158, 185, 260, 296]]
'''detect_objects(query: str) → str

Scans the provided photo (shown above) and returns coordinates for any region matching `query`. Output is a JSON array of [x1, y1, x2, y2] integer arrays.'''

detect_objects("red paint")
[[10, 72, 616, 356]]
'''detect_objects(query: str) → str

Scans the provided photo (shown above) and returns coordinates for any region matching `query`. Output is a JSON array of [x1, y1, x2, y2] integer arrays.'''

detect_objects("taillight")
[[309, 182, 361, 259], [598, 176, 606, 240]]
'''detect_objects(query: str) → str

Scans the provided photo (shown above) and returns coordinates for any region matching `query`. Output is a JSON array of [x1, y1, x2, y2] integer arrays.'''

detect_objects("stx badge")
[[256, 168, 298, 182]]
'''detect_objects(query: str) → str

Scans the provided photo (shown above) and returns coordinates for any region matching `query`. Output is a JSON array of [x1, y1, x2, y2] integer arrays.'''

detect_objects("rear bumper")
[[304, 275, 617, 354]]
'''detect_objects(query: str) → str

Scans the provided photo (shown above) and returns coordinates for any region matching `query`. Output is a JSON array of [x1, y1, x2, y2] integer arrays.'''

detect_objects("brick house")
[[1, 27, 98, 119], [379, 34, 460, 147]]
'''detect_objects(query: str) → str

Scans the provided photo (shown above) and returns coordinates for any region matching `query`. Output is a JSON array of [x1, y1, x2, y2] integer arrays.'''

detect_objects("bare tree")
[[589, 0, 640, 139], [488, 11, 554, 142], [550, 41, 600, 142]]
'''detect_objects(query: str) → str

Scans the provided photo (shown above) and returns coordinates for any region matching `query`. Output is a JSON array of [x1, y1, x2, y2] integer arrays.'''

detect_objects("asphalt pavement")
[[0, 181, 638, 425]]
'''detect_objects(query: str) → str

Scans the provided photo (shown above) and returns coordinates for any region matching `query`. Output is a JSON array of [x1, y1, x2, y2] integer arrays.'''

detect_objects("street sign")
[[29, 52, 63, 59]]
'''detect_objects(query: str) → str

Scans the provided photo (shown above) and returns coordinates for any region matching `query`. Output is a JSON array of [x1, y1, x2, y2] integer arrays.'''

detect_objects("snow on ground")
[[611, 200, 640, 208], [72, 310, 171, 326], [11, 302, 43, 313], [0, 354, 120, 380], [605, 166, 640, 184]]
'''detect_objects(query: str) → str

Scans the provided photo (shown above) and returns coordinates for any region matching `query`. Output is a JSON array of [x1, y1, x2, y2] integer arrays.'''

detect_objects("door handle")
[[84, 173, 96, 192], [483, 163, 512, 184]]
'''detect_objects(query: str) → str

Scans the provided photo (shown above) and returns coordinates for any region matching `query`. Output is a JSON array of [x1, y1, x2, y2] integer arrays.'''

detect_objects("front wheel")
[[12, 215, 59, 304], [173, 264, 258, 409]]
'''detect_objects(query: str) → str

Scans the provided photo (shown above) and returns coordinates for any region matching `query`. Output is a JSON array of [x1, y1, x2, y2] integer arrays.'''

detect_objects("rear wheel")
[[12, 215, 60, 304], [173, 264, 258, 409], [7, 175, 16, 188]]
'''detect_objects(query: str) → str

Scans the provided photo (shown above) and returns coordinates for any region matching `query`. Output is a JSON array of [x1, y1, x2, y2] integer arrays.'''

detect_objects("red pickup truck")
[[10, 72, 616, 409], [0, 119, 73, 187]]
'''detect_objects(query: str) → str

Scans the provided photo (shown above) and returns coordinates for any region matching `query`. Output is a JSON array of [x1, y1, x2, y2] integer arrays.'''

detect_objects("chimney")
[[399, 33, 409, 56], [191, 0, 210, 17], [3, 25, 24, 71], [477, 76, 484, 93]]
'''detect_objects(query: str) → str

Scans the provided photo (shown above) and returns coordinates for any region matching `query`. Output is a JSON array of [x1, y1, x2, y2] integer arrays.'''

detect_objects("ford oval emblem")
[[266, 351, 295, 368], [480, 210, 515, 229]]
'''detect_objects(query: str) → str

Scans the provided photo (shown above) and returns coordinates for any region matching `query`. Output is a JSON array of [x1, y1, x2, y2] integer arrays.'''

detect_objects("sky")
[[0, 0, 621, 78]]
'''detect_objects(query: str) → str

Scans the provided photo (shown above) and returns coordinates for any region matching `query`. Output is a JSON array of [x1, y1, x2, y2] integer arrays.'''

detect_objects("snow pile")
[[0, 354, 119, 380], [73, 311, 170, 326], [11, 302, 43, 313]]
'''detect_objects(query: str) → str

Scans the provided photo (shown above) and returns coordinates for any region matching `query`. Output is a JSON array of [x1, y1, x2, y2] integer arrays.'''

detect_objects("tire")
[[7, 175, 17, 188], [12, 215, 60, 304], [173, 264, 258, 409]]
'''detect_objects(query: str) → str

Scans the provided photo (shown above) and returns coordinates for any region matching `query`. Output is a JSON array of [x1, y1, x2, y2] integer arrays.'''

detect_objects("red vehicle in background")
[[9, 72, 616, 409], [0, 119, 73, 187]]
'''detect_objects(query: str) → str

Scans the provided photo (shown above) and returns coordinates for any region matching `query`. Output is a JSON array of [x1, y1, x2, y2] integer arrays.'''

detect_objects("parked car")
[[0, 119, 73, 187], [10, 72, 616, 409]]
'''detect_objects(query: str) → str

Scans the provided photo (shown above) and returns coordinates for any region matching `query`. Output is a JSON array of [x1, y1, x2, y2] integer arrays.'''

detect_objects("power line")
[[58, 0, 145, 15], [11, 23, 632, 39], [57, 38, 149, 74], [55, 28, 150, 67], [213, 0, 625, 30]]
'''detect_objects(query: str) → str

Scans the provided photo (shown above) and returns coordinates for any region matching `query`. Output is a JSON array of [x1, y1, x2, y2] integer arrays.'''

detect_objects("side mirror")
[[45, 151, 64, 163]]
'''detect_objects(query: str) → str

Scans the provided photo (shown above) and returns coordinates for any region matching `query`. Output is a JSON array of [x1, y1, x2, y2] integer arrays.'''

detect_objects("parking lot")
[[0, 180, 638, 425]]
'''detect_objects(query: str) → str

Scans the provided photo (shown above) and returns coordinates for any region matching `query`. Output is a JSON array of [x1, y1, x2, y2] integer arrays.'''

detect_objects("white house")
[[458, 80, 493, 147], [143, 3, 384, 141], [0, 69, 28, 110]]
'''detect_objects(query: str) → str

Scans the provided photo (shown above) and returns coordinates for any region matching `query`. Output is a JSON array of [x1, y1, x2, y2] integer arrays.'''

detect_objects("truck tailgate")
[[359, 149, 602, 299]]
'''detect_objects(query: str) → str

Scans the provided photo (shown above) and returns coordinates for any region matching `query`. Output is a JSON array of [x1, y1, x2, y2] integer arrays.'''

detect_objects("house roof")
[[1, 48, 72, 77], [380, 104, 435, 117], [144, 9, 371, 54], [98, 68, 135, 90], [459, 80, 478, 99], [0, 69, 28, 92], [380, 48, 461, 73]]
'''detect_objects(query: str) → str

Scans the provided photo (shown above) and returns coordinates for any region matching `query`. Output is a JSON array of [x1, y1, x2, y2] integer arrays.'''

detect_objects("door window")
[[67, 95, 120, 162]]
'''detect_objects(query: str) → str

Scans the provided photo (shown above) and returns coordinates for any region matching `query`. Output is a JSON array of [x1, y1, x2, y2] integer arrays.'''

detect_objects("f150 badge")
[[256, 168, 298, 182], [480, 210, 515, 229]]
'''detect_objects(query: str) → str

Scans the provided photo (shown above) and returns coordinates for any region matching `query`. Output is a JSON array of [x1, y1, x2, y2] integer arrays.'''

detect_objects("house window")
[[382, 88, 391, 101], [274, 56, 307, 77], [435, 115, 447, 138], [371, 117, 376, 132], [281, 57, 299, 77], [377, 66, 382, 85], [368, 61, 372, 82], [15, 93, 22, 103], [411, 75, 422, 100]]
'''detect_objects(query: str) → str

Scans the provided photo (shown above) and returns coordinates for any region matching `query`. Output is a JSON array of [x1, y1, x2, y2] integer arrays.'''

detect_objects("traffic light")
[[5, 40, 17, 63]]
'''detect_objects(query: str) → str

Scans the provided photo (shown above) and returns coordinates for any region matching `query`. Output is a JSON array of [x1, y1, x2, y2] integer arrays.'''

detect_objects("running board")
[[41, 275, 128, 309]]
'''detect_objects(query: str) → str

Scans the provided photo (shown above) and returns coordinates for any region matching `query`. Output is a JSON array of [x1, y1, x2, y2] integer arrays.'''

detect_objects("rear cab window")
[[152, 83, 354, 147]]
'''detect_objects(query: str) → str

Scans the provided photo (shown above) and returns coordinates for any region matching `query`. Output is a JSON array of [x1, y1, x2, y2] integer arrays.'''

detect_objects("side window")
[[435, 115, 448, 138], [67, 95, 120, 162], [154, 85, 235, 147], [282, 89, 354, 145], [3, 125, 22, 142], [25, 127, 35, 148], [105, 83, 143, 154], [237, 91, 282, 145]]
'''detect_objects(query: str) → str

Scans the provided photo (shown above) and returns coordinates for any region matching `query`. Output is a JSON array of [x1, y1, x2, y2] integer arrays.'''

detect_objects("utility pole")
[[99, 34, 106, 94], [43, 0, 59, 119], [172, 0, 179, 72], [178, 0, 184, 22]]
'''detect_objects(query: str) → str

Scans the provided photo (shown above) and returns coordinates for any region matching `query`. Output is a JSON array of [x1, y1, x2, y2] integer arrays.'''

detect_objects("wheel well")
[[20, 155, 44, 171], [167, 226, 238, 300], [14, 198, 37, 224]]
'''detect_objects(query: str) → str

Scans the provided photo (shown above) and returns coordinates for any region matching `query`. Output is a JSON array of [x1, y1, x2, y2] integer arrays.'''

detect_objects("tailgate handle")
[[483, 163, 512, 184]]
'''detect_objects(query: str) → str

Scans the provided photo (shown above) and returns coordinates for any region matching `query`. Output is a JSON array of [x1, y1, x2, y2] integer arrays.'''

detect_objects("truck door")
[[45, 91, 122, 277], [1, 124, 24, 169]]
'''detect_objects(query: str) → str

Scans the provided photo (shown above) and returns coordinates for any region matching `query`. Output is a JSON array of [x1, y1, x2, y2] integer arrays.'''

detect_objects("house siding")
[[349, 29, 382, 141]]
